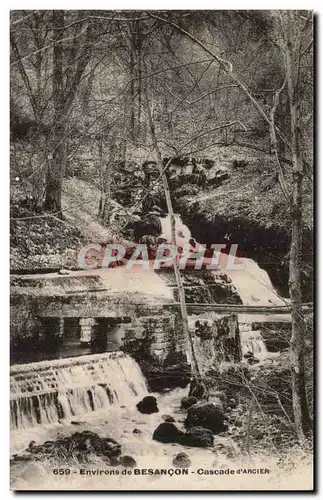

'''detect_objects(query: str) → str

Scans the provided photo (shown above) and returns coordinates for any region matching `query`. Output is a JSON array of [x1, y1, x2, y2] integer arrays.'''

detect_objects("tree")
[[142, 71, 201, 379], [279, 10, 312, 442], [44, 10, 64, 212], [145, 10, 313, 442], [11, 10, 99, 213]]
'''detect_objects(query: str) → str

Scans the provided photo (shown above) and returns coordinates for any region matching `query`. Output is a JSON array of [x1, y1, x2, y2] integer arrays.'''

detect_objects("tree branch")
[[10, 32, 39, 118], [189, 84, 238, 105], [269, 75, 290, 202], [147, 11, 292, 151]]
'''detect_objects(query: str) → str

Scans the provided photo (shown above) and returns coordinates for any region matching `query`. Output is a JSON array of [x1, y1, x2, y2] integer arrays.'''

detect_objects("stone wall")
[[121, 312, 186, 363], [190, 313, 241, 375], [11, 273, 242, 390]]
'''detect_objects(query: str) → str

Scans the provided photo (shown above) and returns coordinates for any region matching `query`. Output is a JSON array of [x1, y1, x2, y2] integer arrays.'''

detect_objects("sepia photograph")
[[9, 9, 314, 491]]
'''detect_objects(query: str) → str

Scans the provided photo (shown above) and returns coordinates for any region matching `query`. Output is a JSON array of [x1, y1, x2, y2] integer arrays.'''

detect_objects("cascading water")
[[240, 328, 268, 361], [159, 213, 193, 248], [218, 257, 287, 306], [157, 217, 285, 363], [158, 216, 286, 306], [10, 351, 147, 430]]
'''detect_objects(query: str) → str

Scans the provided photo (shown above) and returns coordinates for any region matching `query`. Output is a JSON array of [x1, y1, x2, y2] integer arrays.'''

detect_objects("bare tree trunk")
[[129, 24, 136, 141], [98, 136, 105, 219], [98, 138, 114, 225], [136, 20, 142, 137], [142, 82, 200, 378], [44, 10, 64, 212], [283, 12, 311, 442]]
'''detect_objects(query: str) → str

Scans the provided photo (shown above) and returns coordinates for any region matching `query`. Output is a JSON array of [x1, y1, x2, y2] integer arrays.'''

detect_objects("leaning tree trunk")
[[44, 10, 64, 212], [284, 12, 312, 442], [142, 83, 201, 379]]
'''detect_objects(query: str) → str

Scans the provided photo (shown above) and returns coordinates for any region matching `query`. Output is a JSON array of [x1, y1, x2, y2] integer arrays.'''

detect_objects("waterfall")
[[160, 214, 192, 247], [219, 257, 287, 306], [158, 215, 285, 306], [240, 329, 268, 360], [10, 352, 147, 430]]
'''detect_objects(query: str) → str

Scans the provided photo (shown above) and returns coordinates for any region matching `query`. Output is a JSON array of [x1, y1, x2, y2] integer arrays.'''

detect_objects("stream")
[[10, 354, 310, 491], [10, 218, 302, 489]]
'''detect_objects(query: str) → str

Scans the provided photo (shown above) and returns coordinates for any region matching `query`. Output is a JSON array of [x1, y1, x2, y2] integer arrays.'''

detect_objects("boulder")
[[210, 391, 226, 403], [173, 452, 191, 468], [152, 423, 184, 444], [133, 428, 142, 435], [185, 402, 227, 434], [181, 426, 214, 447], [136, 396, 159, 414], [162, 415, 175, 423], [27, 431, 121, 464], [189, 379, 209, 400], [247, 356, 260, 365], [119, 455, 137, 468], [181, 396, 198, 410]]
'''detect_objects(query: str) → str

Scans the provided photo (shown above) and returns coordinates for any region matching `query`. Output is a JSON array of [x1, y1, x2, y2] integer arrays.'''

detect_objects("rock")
[[25, 431, 122, 463], [133, 215, 162, 242], [172, 452, 191, 468], [143, 363, 191, 392], [152, 423, 184, 444], [181, 396, 198, 410], [181, 426, 214, 447], [210, 391, 226, 403], [207, 167, 230, 186], [133, 428, 142, 435], [162, 415, 175, 423], [136, 396, 159, 414], [120, 455, 137, 468], [185, 402, 227, 434], [248, 357, 260, 365], [189, 378, 209, 400], [28, 440, 36, 450], [228, 398, 237, 408]]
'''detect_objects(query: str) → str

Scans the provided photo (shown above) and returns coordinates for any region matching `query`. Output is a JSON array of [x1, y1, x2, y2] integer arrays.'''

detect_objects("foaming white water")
[[160, 214, 192, 247], [222, 257, 287, 306], [10, 352, 147, 430], [157, 215, 285, 306], [10, 386, 313, 490], [240, 329, 268, 360], [157, 215, 284, 307]]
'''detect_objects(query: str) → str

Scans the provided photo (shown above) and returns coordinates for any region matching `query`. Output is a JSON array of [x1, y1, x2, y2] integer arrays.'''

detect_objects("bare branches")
[[300, 39, 313, 59], [269, 76, 290, 202], [10, 25, 88, 66], [11, 12, 35, 26], [10, 33, 39, 118], [176, 120, 247, 152], [147, 11, 292, 151], [189, 84, 238, 105]]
